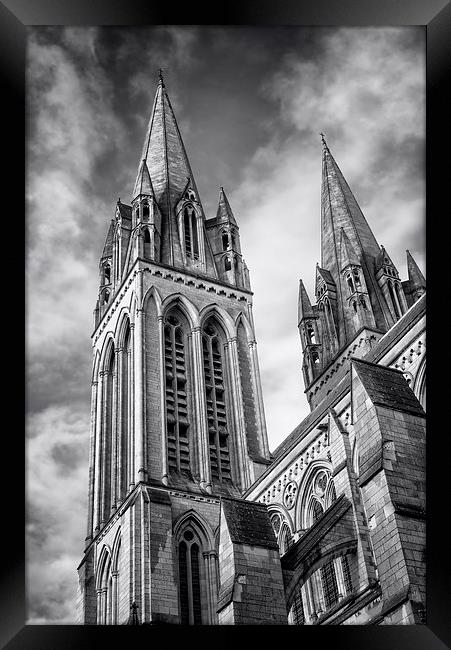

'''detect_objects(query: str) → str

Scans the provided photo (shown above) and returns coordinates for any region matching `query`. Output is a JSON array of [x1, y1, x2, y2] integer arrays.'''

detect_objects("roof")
[[221, 497, 278, 549], [352, 357, 425, 417], [216, 187, 237, 226]]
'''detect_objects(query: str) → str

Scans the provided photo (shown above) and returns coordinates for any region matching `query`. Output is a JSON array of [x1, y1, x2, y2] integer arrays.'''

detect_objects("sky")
[[26, 26, 425, 623]]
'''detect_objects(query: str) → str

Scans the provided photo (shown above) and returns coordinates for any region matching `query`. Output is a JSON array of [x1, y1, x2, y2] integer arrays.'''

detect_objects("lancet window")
[[164, 313, 190, 475], [184, 206, 199, 260], [202, 323, 232, 484], [178, 529, 202, 625]]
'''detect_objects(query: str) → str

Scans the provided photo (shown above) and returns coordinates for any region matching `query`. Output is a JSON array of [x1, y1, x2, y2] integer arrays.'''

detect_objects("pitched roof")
[[352, 357, 425, 417], [221, 498, 278, 549]]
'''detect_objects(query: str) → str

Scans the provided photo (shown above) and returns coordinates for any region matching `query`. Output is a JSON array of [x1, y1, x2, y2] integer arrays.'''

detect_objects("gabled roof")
[[316, 265, 335, 288], [375, 245, 397, 273]]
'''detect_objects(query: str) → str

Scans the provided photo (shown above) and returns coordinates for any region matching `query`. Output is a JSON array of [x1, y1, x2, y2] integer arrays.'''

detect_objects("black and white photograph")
[[24, 24, 429, 629]]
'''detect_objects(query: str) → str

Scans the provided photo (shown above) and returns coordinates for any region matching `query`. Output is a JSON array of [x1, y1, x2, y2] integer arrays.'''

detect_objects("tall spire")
[[321, 140, 380, 278], [134, 74, 216, 272]]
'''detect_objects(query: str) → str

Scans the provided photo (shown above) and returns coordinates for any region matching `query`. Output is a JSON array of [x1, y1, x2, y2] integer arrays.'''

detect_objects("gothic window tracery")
[[164, 313, 191, 475], [224, 257, 232, 272], [270, 512, 294, 555], [202, 322, 232, 484], [142, 202, 149, 220], [143, 227, 151, 259]]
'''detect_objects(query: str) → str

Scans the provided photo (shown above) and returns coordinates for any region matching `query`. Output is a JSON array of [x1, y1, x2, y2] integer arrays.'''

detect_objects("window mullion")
[[187, 542, 194, 625]]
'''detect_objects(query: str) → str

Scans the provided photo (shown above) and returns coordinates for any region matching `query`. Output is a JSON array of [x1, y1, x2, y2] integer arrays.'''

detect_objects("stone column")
[[115, 347, 124, 504], [158, 315, 169, 485], [249, 339, 269, 458], [110, 365, 119, 513], [96, 588, 102, 625], [203, 550, 219, 624], [93, 372, 105, 532], [129, 324, 136, 489], [134, 270, 147, 483], [191, 326, 211, 491], [86, 378, 98, 543], [111, 571, 119, 624], [333, 557, 346, 600], [227, 337, 250, 488], [99, 370, 109, 527]]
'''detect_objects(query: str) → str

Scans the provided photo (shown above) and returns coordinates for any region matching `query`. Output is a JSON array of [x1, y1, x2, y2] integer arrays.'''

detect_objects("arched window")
[[353, 268, 361, 289], [311, 349, 320, 366], [270, 512, 294, 555], [178, 529, 203, 624], [224, 257, 232, 272], [135, 205, 140, 221], [143, 228, 151, 259], [104, 263, 111, 284], [184, 206, 199, 260], [104, 289, 110, 305], [360, 296, 367, 310], [222, 232, 229, 251], [346, 273, 355, 294], [395, 282, 405, 315], [164, 313, 190, 475], [388, 280, 401, 319], [202, 322, 232, 484], [306, 322, 316, 344], [142, 203, 149, 220]]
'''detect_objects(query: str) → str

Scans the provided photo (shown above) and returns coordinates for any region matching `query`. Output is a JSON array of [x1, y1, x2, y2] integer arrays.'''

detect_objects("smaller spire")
[[216, 186, 237, 225], [406, 250, 426, 292], [298, 279, 315, 323], [133, 158, 154, 201]]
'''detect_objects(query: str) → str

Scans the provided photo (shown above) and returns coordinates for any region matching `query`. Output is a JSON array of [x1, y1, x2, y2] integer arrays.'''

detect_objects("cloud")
[[26, 404, 89, 623], [233, 27, 425, 448], [25, 26, 425, 624]]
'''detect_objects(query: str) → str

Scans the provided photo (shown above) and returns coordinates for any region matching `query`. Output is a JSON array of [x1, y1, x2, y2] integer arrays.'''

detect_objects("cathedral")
[[76, 73, 426, 626]]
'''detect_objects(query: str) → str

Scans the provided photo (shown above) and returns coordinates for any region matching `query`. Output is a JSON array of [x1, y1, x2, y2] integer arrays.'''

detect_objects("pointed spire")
[[101, 220, 115, 258], [375, 245, 396, 272], [321, 140, 380, 276], [216, 187, 237, 225], [339, 227, 360, 270], [298, 279, 315, 322], [406, 249, 426, 291], [132, 158, 154, 200]]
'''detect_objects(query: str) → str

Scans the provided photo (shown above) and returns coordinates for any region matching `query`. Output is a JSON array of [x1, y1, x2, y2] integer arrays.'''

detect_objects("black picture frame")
[[5, 1, 450, 648]]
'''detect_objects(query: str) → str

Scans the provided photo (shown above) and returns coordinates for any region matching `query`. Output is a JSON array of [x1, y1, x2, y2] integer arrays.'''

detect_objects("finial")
[[320, 132, 329, 149], [118, 197, 121, 204], [158, 68, 165, 86]]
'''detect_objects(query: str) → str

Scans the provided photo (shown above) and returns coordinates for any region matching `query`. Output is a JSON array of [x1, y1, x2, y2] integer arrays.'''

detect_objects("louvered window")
[[342, 554, 353, 595], [179, 532, 202, 625], [290, 589, 305, 625], [321, 560, 339, 609], [164, 315, 190, 474], [202, 324, 232, 484], [184, 206, 199, 260]]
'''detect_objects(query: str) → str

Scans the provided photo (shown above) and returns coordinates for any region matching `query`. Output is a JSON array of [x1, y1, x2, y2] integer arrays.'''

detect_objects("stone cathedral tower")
[[76, 74, 271, 625]]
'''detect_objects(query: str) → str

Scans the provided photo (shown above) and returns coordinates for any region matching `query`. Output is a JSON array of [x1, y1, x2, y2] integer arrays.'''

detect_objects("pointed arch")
[[161, 292, 199, 329], [142, 284, 163, 317], [199, 304, 235, 339], [92, 351, 101, 383], [173, 509, 215, 550], [114, 309, 132, 349], [295, 459, 333, 531], [111, 528, 122, 572], [234, 311, 254, 341], [95, 544, 112, 590], [99, 334, 115, 373]]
